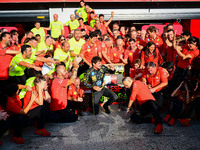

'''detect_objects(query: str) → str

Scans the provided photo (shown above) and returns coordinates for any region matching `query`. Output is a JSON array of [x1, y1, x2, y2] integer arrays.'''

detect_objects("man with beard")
[[161, 29, 177, 64], [68, 29, 85, 60]]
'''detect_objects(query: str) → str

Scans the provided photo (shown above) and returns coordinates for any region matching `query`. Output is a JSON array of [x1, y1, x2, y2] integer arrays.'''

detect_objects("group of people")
[[0, 0, 200, 145]]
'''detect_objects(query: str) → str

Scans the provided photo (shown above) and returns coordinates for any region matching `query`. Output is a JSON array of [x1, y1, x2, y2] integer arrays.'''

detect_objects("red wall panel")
[[190, 19, 200, 39]]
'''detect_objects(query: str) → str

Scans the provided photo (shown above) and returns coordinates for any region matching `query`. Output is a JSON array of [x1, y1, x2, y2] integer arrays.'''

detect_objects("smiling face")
[[93, 61, 102, 70], [74, 30, 81, 41], [148, 44, 155, 53], [24, 47, 32, 59], [188, 41, 197, 50], [168, 31, 174, 41]]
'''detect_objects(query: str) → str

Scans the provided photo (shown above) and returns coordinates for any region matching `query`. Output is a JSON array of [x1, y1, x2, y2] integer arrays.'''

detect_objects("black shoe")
[[103, 105, 110, 114]]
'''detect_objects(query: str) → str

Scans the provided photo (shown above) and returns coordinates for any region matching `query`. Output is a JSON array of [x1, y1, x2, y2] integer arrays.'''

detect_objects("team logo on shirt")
[[129, 53, 132, 56], [114, 53, 116, 56], [88, 49, 91, 52], [74, 92, 77, 95], [96, 80, 102, 86], [92, 76, 97, 82]]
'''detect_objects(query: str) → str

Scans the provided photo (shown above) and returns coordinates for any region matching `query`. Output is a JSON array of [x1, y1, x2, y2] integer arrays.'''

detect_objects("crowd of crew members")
[[0, 0, 200, 145]]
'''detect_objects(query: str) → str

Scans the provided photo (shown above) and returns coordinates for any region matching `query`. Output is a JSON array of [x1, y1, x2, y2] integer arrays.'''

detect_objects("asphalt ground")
[[1, 104, 200, 150]]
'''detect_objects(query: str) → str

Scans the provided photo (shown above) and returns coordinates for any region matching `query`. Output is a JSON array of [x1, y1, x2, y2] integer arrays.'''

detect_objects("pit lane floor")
[[1, 105, 200, 150]]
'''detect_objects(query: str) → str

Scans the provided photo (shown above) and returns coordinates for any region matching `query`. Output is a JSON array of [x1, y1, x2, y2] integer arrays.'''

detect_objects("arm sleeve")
[[82, 70, 93, 88], [160, 68, 168, 83], [0, 49, 6, 55], [190, 50, 200, 59], [141, 51, 145, 66], [6, 99, 22, 114], [23, 90, 32, 109], [102, 65, 115, 74]]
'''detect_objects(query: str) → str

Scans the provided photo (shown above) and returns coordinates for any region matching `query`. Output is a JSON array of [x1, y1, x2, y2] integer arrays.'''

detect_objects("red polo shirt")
[[145, 35, 163, 49], [6, 95, 22, 115], [126, 38, 146, 49], [124, 48, 141, 67], [67, 84, 84, 99], [50, 77, 69, 111], [160, 43, 177, 65], [0, 44, 14, 80], [141, 48, 163, 67], [23, 86, 45, 110], [110, 47, 125, 63], [143, 67, 168, 92], [80, 40, 100, 64], [129, 68, 144, 80], [177, 48, 199, 69], [93, 24, 107, 35], [130, 80, 155, 105], [77, 25, 93, 35]]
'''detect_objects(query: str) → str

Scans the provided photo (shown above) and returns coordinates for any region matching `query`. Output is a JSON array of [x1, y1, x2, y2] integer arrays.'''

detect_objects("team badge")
[[129, 53, 132, 56], [96, 80, 102, 86], [88, 49, 91, 52], [114, 53, 116, 56], [74, 92, 77, 95], [92, 76, 97, 82]]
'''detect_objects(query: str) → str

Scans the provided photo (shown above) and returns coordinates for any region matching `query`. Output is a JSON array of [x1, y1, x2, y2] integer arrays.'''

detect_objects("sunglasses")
[[60, 39, 65, 41]]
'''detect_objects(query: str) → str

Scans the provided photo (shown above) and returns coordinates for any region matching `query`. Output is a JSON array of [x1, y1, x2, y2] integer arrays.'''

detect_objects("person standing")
[[45, 14, 64, 41]]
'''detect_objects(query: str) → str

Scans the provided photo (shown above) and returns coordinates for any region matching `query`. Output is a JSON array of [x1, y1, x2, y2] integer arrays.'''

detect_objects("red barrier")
[[141, 24, 183, 35], [0, 27, 18, 32]]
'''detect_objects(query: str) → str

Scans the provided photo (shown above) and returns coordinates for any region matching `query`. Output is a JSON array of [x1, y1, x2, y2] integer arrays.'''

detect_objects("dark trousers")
[[0, 114, 32, 137], [130, 100, 163, 125], [27, 105, 47, 129], [171, 67, 189, 92], [0, 105, 47, 138], [67, 97, 90, 113], [47, 108, 78, 123], [187, 98, 200, 119], [92, 87, 118, 115], [152, 91, 164, 110], [168, 97, 185, 119]]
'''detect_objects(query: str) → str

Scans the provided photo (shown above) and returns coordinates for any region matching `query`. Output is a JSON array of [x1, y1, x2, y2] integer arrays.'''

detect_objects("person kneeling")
[[123, 77, 163, 134]]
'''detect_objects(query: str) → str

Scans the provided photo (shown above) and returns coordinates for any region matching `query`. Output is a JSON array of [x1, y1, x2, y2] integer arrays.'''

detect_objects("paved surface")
[[1, 105, 200, 150]]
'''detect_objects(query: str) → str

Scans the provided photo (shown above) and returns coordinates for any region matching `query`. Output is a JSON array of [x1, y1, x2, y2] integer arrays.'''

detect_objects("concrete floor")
[[1, 105, 200, 150]]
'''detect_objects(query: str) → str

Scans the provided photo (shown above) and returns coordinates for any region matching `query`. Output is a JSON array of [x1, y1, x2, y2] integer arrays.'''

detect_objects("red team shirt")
[[177, 48, 199, 69], [161, 43, 177, 65], [141, 48, 163, 67], [67, 84, 84, 99], [5, 95, 22, 115], [0, 44, 14, 80], [110, 47, 125, 63], [77, 25, 93, 35], [145, 35, 163, 49], [23, 86, 45, 110], [50, 77, 69, 111], [124, 48, 141, 68], [130, 80, 155, 105], [80, 40, 100, 64], [143, 67, 168, 92]]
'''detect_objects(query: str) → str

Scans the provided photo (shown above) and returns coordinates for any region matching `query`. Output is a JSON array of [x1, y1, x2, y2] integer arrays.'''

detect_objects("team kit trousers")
[[92, 87, 118, 115], [130, 100, 163, 125]]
